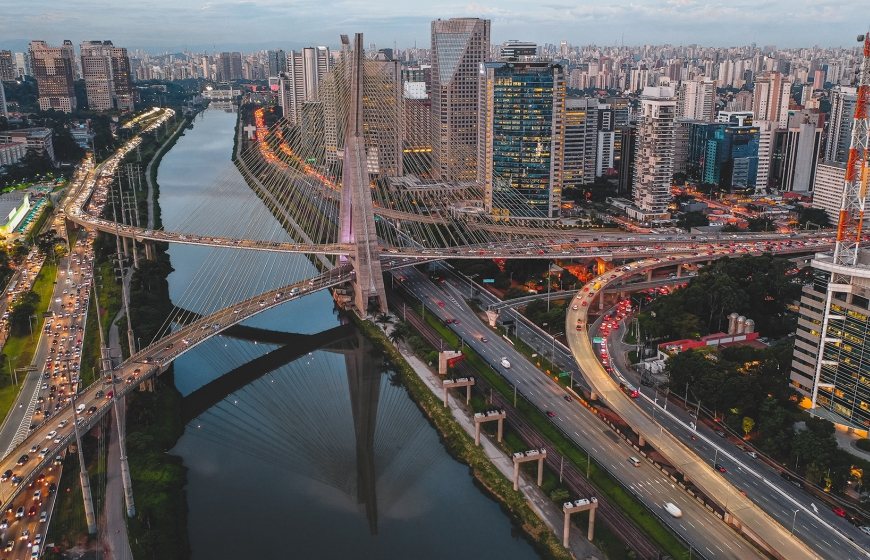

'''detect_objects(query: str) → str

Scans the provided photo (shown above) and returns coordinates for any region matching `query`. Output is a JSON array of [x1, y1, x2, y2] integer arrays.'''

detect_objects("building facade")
[[278, 46, 331, 126], [80, 41, 134, 112], [562, 97, 598, 189], [790, 253, 870, 432], [633, 86, 676, 218], [825, 86, 857, 164], [752, 71, 792, 128], [676, 78, 716, 121], [29, 40, 76, 113], [478, 61, 565, 219], [0, 128, 55, 163], [431, 17, 490, 182], [781, 109, 824, 193], [812, 162, 847, 225], [0, 50, 15, 81]]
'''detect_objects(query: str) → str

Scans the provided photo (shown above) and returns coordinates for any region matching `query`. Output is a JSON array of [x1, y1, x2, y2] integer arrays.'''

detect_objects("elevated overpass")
[[565, 254, 821, 560], [0, 266, 353, 511]]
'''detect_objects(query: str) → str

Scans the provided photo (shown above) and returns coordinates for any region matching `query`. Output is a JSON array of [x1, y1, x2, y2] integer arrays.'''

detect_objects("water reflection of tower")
[[342, 330, 380, 534]]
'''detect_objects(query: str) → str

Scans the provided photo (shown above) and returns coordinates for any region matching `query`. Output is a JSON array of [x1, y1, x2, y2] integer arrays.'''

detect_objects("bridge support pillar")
[[72, 401, 97, 535], [512, 449, 546, 491], [676, 264, 683, 278], [562, 497, 598, 547], [442, 376, 475, 407], [473, 410, 505, 446], [144, 241, 155, 261], [637, 434, 646, 447], [338, 33, 387, 316]]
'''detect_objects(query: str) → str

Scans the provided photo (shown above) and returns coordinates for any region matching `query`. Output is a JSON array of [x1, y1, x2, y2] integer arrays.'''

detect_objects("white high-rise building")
[[781, 109, 824, 193], [0, 80, 7, 118], [752, 71, 792, 127], [755, 120, 776, 193], [278, 46, 331, 125], [812, 162, 847, 224], [633, 86, 676, 218], [676, 78, 716, 121]]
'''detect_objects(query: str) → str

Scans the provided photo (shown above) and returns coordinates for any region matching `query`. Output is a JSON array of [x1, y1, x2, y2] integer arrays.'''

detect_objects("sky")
[[0, 0, 864, 53]]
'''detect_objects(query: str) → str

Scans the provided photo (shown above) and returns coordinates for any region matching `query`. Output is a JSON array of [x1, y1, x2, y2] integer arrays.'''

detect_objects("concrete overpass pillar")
[[637, 434, 646, 447], [587, 504, 596, 541], [646, 269, 653, 282], [144, 241, 155, 261], [676, 265, 683, 278], [72, 401, 97, 535]]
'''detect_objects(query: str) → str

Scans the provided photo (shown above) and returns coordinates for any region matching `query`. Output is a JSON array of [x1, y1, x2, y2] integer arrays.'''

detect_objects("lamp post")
[[791, 509, 799, 534]]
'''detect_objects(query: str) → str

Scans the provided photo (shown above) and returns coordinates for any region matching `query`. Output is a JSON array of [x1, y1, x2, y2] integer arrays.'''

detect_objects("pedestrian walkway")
[[377, 320, 603, 560]]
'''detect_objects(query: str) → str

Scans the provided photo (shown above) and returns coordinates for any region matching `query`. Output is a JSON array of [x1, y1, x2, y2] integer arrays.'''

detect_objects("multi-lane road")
[[566, 256, 870, 560], [395, 265, 764, 559]]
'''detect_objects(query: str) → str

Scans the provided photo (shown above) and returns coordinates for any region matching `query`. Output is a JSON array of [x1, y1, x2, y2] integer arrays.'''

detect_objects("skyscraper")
[[267, 49, 286, 77], [752, 71, 792, 128], [633, 86, 676, 219], [754, 120, 777, 193], [278, 46, 331, 125], [29, 40, 76, 113], [0, 51, 15, 82], [562, 97, 598, 189], [790, 255, 870, 430], [676, 78, 716, 122], [80, 41, 134, 112], [0, 79, 7, 118], [825, 86, 857, 164], [478, 61, 565, 219], [780, 109, 824, 193], [430, 17, 490, 182]]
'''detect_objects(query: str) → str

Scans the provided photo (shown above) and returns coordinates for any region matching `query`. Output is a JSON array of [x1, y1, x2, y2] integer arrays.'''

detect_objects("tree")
[[677, 211, 709, 230], [796, 207, 831, 229], [742, 416, 755, 439], [9, 291, 39, 335]]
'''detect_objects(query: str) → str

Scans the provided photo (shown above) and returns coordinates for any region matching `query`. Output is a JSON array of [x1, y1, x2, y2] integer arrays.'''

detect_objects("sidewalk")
[[379, 321, 603, 560]]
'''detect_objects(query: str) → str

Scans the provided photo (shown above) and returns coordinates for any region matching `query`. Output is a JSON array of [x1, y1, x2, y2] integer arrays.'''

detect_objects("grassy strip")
[[0, 261, 58, 419], [419, 311, 690, 560], [125, 370, 190, 560], [355, 317, 571, 560]]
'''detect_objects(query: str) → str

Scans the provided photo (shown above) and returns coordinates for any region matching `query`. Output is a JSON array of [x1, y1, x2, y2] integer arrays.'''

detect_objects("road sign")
[[592, 337, 604, 344], [482, 278, 495, 284], [558, 371, 570, 378]]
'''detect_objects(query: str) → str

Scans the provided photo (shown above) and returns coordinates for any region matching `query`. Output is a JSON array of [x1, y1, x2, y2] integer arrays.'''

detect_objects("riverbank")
[[354, 316, 572, 560]]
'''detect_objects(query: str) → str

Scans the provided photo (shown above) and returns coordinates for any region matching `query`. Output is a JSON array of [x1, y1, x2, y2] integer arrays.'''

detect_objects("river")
[[155, 107, 539, 559]]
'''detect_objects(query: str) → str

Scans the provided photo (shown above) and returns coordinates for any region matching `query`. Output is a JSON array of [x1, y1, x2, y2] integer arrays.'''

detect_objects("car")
[[480, 337, 488, 343], [46, 431, 57, 440], [33, 490, 41, 501], [859, 526, 870, 536], [2, 540, 11, 552], [16, 454, 29, 465], [39, 511, 47, 523], [714, 463, 727, 473], [571, 305, 578, 310], [563, 394, 572, 402], [500, 357, 511, 368], [832, 506, 847, 518], [87, 406, 97, 415], [546, 410, 556, 418], [29, 445, 39, 454], [20, 527, 29, 538], [1, 469, 11, 482], [11, 476, 22, 486], [716, 430, 726, 438], [581, 301, 588, 307], [15, 507, 24, 518], [664, 502, 683, 518], [0, 519, 7, 530]]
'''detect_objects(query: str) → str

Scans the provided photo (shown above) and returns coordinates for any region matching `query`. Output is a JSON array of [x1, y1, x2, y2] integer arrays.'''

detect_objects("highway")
[[564, 257, 865, 560], [396, 266, 764, 559], [604, 307, 870, 556]]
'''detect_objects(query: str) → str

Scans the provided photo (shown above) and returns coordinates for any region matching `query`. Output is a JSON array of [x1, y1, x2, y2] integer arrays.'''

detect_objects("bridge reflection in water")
[[175, 324, 442, 536]]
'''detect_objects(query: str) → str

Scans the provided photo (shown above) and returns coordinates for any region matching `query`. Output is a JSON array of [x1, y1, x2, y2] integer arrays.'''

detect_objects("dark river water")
[[155, 107, 539, 559]]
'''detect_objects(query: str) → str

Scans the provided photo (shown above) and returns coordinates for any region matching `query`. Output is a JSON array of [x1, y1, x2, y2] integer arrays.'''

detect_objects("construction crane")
[[810, 32, 870, 411]]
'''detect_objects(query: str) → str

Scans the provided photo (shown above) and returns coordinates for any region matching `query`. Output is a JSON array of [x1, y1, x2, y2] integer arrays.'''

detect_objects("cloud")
[[0, 0, 862, 49]]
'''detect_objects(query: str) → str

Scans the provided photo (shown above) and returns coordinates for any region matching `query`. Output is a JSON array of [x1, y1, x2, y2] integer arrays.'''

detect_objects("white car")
[[664, 502, 683, 518], [45, 430, 57, 440], [500, 357, 511, 369]]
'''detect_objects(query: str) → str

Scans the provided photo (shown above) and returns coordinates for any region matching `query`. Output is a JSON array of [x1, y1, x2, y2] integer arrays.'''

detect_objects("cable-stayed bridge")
[[4, 32, 846, 559]]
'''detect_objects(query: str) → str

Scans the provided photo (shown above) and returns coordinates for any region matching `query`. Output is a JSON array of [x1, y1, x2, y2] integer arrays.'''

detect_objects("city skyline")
[[0, 0, 864, 53]]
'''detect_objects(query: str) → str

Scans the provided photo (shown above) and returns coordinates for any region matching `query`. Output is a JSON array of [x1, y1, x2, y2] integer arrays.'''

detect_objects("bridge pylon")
[[339, 33, 388, 315]]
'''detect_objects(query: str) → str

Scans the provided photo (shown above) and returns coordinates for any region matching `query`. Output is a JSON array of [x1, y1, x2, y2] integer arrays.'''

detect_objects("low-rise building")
[[0, 142, 27, 167], [0, 128, 55, 163], [0, 191, 31, 234]]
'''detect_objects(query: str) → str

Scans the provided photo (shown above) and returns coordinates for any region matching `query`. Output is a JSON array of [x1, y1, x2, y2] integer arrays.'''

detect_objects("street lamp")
[[791, 509, 799, 534]]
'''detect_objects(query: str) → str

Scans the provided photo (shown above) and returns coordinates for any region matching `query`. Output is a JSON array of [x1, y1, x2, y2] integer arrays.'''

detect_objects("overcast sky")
[[0, 0, 862, 53]]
